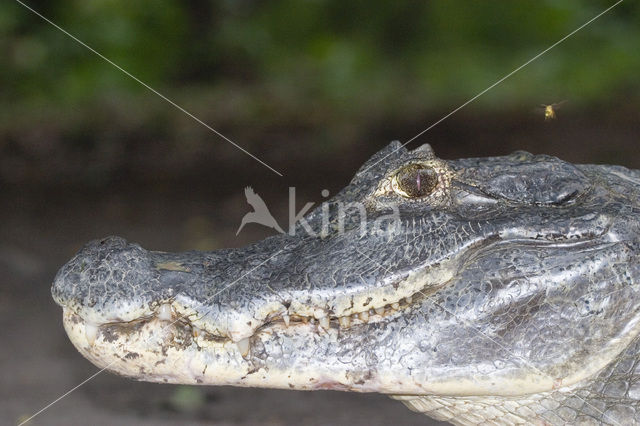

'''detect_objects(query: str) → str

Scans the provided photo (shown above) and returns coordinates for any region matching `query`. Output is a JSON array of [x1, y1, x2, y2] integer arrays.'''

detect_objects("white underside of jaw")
[[67, 302, 614, 425], [63, 302, 639, 400]]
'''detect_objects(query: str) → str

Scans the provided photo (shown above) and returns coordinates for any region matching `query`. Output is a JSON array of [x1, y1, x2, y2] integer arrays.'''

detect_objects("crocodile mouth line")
[[62, 228, 611, 373], [66, 231, 610, 354], [70, 289, 426, 350]]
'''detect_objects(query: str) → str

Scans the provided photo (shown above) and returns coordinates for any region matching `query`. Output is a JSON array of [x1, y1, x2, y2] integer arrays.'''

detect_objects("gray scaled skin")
[[52, 142, 640, 425]]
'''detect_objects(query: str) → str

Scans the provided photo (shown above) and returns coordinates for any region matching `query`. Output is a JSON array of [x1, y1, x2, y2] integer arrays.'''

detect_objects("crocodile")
[[52, 142, 640, 425]]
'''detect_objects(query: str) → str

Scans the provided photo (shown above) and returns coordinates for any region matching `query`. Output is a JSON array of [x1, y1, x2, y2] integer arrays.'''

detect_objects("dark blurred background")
[[2, 1, 639, 425]]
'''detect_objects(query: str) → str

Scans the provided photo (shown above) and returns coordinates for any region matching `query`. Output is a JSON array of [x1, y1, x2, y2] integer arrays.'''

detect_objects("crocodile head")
[[52, 142, 640, 423]]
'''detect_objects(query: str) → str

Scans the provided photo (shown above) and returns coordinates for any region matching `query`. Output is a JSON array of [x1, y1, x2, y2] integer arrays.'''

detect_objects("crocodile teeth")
[[375, 307, 385, 315], [339, 316, 351, 328], [319, 316, 330, 330], [237, 338, 250, 358], [359, 311, 369, 322], [283, 314, 290, 327], [85, 323, 98, 346], [158, 304, 172, 321], [391, 302, 400, 310], [405, 296, 412, 304]]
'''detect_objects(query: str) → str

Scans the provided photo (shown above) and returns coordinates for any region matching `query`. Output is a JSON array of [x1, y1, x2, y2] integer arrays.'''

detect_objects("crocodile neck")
[[395, 333, 640, 425]]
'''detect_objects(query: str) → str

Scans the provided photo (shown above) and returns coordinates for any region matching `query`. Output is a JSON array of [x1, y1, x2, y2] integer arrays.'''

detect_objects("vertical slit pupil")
[[397, 164, 437, 198]]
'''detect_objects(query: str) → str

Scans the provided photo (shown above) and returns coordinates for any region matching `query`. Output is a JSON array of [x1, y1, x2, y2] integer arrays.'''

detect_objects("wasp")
[[539, 100, 567, 121]]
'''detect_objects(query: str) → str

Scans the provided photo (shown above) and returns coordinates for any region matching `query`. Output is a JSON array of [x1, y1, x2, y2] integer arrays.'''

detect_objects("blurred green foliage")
[[1, 1, 639, 183], [4, 1, 639, 106]]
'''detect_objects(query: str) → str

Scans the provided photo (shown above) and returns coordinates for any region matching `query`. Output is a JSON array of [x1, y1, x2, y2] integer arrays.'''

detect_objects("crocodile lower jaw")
[[61, 308, 400, 392]]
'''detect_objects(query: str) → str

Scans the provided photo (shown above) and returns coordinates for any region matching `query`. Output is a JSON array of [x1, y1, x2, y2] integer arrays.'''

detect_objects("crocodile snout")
[[52, 236, 164, 324]]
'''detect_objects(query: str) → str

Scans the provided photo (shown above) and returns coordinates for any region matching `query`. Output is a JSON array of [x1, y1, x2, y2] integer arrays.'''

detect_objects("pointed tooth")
[[158, 304, 172, 321], [359, 311, 369, 322], [85, 323, 98, 346], [314, 310, 326, 320], [391, 302, 400, 310], [405, 296, 412, 304], [283, 314, 290, 327], [237, 338, 250, 358], [339, 316, 351, 328], [192, 326, 200, 337], [319, 316, 330, 330], [375, 307, 385, 315]]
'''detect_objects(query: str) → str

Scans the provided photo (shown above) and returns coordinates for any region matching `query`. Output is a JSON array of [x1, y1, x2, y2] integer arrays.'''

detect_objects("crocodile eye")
[[394, 164, 438, 198]]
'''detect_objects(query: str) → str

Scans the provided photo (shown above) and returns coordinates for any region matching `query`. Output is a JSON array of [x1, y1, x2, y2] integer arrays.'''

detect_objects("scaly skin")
[[52, 142, 640, 425]]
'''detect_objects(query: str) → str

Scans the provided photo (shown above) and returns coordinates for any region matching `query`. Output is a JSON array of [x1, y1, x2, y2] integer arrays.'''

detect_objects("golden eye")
[[394, 163, 438, 198]]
